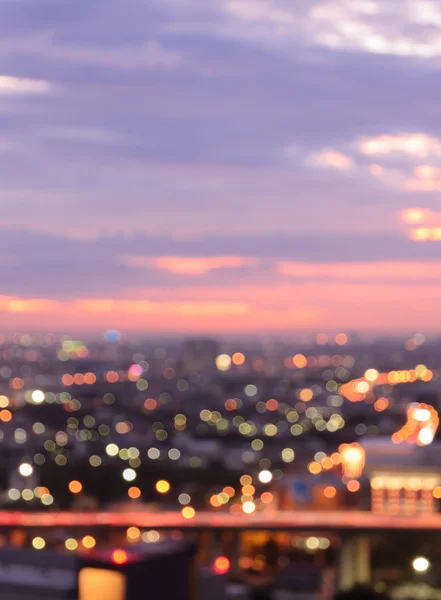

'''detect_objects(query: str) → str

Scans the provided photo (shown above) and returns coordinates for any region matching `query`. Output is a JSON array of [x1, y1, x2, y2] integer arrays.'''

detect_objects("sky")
[[1, 0, 441, 334]]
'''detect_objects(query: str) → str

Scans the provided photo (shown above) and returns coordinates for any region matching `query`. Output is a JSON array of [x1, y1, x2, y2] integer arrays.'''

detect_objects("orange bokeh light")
[[293, 354, 307, 368], [62, 374, 74, 386], [324, 486, 337, 499], [128, 486, 141, 499], [308, 462, 322, 475], [347, 480, 361, 493], [261, 492, 273, 504], [232, 352, 245, 365], [0, 410, 12, 422], [144, 398, 157, 411], [266, 399, 278, 411], [106, 371, 119, 383], [10, 378, 24, 390], [374, 397, 390, 412], [82, 535, 96, 549], [214, 556, 230, 574], [321, 457, 334, 470], [112, 549, 128, 565], [68, 480, 83, 494]]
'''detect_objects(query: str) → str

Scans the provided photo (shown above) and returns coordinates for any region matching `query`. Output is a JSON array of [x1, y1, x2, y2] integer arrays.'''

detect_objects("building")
[[362, 437, 441, 515]]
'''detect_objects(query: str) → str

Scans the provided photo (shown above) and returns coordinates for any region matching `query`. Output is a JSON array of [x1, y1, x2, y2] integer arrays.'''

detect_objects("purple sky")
[[1, 0, 441, 333]]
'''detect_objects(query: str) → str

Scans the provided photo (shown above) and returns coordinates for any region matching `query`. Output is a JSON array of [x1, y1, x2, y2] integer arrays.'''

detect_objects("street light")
[[339, 443, 365, 479], [412, 556, 430, 573]]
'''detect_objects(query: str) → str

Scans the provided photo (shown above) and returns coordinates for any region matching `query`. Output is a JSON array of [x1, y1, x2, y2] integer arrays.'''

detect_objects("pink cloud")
[[122, 255, 257, 275], [360, 133, 441, 158], [308, 150, 353, 170], [277, 260, 441, 280]]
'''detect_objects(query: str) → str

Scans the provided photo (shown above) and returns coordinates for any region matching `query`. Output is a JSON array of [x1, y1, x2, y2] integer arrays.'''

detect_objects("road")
[[0, 510, 440, 532]]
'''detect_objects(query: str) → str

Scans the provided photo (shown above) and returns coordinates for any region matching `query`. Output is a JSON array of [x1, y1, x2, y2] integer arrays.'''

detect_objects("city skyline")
[[2, 1, 441, 332]]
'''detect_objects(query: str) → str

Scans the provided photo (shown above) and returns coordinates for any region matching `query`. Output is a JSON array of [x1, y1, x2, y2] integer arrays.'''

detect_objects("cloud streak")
[[122, 255, 258, 275]]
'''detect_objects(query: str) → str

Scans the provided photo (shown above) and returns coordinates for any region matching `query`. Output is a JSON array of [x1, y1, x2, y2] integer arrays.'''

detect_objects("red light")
[[214, 556, 230, 574], [112, 549, 128, 565]]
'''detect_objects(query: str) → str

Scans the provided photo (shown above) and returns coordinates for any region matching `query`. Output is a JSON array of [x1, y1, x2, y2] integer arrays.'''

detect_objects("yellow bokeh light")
[[182, 506, 196, 519], [356, 381, 370, 394], [306, 537, 320, 550], [433, 486, 441, 499], [155, 480, 171, 494], [65, 538, 78, 551], [127, 526, 141, 541], [82, 536, 96, 549], [32, 537, 45, 550], [216, 354, 232, 371], [364, 368, 379, 382]]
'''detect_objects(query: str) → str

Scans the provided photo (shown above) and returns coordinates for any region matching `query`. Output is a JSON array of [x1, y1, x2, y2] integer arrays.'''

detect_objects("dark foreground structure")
[[0, 540, 198, 600]]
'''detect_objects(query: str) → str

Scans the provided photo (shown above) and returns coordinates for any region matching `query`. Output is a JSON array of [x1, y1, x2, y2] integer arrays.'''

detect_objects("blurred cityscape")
[[0, 331, 439, 597]]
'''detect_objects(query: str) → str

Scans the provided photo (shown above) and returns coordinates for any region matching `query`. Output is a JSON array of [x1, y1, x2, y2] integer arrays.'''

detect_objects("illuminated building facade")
[[370, 469, 441, 515]]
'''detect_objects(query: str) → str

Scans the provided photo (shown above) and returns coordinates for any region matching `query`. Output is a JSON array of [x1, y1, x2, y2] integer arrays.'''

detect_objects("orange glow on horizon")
[[4, 274, 441, 333]]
